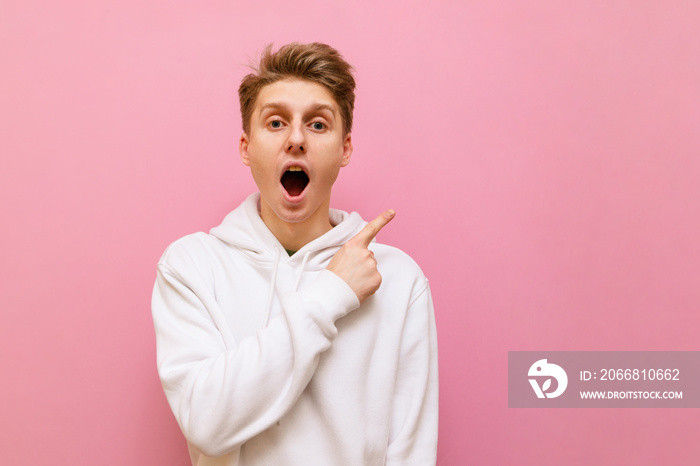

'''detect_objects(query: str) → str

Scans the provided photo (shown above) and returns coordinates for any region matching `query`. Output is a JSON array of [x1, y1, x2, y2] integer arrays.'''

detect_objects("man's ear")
[[239, 133, 250, 166], [340, 134, 353, 167]]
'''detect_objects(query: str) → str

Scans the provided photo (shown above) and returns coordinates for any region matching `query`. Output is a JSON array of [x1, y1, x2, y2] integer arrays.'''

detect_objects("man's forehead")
[[255, 79, 339, 113]]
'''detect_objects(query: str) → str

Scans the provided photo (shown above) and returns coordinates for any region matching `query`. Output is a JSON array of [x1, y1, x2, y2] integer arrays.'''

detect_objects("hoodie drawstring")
[[264, 249, 311, 327], [294, 251, 311, 292], [264, 247, 281, 327]]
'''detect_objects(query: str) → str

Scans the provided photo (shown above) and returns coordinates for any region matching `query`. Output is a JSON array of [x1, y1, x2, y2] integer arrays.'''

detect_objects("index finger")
[[352, 209, 395, 248]]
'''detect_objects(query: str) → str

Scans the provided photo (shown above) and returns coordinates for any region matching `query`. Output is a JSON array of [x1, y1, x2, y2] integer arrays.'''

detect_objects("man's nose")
[[286, 123, 306, 153]]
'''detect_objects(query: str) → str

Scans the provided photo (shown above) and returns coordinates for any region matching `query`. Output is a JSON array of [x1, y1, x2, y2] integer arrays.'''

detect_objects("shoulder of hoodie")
[[157, 231, 226, 273], [369, 242, 430, 296]]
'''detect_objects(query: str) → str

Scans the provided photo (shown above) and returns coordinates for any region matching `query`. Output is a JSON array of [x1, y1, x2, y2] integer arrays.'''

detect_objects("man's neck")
[[259, 201, 333, 252]]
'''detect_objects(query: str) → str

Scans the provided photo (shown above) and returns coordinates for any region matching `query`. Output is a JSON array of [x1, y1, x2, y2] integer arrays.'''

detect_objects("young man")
[[152, 43, 438, 466]]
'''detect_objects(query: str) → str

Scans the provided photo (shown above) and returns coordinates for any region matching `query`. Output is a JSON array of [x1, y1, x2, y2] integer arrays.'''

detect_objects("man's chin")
[[262, 199, 310, 225], [260, 191, 330, 228], [274, 210, 309, 224]]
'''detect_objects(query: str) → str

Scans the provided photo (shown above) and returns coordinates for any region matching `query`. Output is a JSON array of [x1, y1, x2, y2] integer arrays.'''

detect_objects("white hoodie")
[[152, 193, 438, 466]]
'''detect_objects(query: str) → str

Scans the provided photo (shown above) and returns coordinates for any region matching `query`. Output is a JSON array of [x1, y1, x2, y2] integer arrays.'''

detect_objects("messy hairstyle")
[[238, 42, 356, 136]]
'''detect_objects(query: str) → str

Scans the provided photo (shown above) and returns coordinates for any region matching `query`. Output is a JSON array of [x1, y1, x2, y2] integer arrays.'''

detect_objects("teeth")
[[287, 166, 303, 172]]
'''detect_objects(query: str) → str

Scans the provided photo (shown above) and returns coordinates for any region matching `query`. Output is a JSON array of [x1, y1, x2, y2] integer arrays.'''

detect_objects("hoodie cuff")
[[300, 270, 360, 322]]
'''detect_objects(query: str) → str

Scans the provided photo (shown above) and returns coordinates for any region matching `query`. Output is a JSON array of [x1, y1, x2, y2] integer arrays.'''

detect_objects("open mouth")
[[281, 166, 309, 197]]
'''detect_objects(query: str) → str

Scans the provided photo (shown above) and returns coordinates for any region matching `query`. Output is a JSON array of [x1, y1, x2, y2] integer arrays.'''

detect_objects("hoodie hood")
[[209, 193, 366, 271]]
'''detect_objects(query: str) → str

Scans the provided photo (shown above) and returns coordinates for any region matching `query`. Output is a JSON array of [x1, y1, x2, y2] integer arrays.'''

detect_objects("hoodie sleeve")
[[152, 259, 359, 458], [385, 283, 439, 465]]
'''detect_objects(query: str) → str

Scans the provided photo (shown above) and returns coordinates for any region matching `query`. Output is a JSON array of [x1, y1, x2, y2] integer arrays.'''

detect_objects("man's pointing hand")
[[327, 209, 395, 303]]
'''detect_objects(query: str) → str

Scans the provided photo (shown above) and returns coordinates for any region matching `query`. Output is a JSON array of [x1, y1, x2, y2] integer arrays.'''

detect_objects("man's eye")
[[270, 120, 283, 129], [311, 122, 325, 130]]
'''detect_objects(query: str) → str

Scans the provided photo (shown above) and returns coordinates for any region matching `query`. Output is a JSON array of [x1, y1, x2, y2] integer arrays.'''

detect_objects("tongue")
[[281, 171, 308, 197]]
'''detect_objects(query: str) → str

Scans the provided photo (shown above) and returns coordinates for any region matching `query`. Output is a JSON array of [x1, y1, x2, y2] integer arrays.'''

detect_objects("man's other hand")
[[327, 209, 395, 303]]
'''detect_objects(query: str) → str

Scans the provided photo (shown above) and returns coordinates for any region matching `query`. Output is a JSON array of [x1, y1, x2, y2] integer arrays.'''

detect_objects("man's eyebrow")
[[259, 102, 288, 113], [308, 103, 336, 115], [259, 102, 337, 116]]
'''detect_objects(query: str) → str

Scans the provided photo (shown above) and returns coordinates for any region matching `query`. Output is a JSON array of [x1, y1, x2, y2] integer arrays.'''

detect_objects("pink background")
[[2, 1, 699, 464]]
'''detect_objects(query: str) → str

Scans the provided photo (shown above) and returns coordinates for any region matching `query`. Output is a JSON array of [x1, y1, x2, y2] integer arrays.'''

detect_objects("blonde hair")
[[239, 42, 356, 136]]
